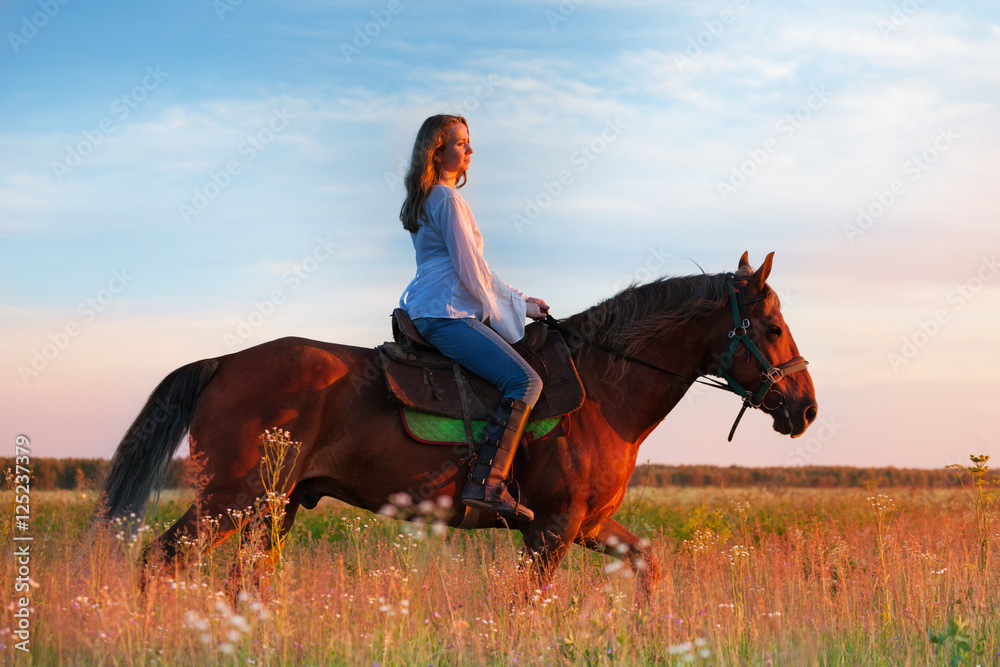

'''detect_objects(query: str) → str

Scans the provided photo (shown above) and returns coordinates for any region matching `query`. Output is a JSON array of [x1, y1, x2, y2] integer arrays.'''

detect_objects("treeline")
[[3, 458, 996, 491], [1, 458, 190, 491], [628, 463, 999, 490]]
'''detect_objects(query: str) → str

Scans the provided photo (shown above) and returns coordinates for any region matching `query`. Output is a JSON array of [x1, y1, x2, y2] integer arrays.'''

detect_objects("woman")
[[398, 115, 548, 522]]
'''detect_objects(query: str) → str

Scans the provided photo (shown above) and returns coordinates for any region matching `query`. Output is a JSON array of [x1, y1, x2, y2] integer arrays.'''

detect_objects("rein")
[[544, 273, 809, 442], [543, 315, 730, 391]]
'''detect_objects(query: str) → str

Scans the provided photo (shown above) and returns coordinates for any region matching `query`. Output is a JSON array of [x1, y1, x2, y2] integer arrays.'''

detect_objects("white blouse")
[[399, 185, 528, 344]]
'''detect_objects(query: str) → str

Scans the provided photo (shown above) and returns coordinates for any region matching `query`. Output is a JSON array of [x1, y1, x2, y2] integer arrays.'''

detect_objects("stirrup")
[[463, 481, 534, 521]]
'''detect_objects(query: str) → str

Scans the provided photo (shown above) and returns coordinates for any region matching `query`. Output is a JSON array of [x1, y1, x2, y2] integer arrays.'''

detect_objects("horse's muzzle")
[[762, 386, 817, 437]]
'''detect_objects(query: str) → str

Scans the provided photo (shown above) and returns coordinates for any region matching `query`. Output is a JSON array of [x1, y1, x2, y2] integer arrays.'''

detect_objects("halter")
[[544, 273, 809, 442], [714, 274, 809, 441]]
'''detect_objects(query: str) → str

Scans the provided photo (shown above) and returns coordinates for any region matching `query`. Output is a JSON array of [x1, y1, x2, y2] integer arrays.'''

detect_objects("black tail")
[[98, 358, 220, 523]]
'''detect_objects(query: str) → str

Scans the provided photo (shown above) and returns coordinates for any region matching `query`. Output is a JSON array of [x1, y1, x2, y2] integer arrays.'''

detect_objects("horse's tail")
[[97, 358, 220, 523]]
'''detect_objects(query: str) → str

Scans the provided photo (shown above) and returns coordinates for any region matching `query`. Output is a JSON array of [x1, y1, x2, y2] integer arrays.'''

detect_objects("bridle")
[[714, 274, 809, 440], [544, 273, 809, 442]]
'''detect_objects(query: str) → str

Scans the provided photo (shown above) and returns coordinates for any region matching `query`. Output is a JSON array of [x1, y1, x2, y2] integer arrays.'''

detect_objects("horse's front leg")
[[518, 509, 585, 600], [578, 517, 661, 608]]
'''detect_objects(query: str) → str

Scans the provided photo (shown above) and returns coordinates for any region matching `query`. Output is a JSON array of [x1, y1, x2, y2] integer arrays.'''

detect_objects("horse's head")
[[714, 251, 817, 438]]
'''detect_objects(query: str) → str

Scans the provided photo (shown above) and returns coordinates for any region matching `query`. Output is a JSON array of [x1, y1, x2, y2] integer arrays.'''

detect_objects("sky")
[[2, 0, 998, 470]]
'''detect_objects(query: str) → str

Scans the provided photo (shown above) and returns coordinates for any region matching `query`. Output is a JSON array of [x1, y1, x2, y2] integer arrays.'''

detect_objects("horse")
[[97, 251, 817, 604]]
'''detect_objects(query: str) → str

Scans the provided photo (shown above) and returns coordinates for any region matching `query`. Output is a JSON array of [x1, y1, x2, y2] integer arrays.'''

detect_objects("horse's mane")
[[563, 273, 742, 376]]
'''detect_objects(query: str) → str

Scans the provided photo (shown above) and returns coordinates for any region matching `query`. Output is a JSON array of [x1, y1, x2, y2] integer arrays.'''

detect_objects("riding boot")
[[462, 397, 534, 521]]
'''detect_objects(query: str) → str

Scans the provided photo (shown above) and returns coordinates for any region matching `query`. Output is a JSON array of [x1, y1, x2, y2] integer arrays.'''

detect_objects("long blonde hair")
[[399, 115, 468, 233]]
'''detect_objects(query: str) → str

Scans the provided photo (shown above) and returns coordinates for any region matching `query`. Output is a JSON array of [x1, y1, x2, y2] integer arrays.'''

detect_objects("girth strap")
[[451, 362, 477, 456]]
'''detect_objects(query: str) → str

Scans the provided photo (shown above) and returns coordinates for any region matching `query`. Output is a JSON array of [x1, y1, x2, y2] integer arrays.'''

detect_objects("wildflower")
[[183, 610, 210, 632], [667, 641, 692, 655], [604, 561, 624, 574], [230, 615, 250, 633], [390, 492, 413, 506], [867, 494, 897, 516], [729, 545, 751, 559]]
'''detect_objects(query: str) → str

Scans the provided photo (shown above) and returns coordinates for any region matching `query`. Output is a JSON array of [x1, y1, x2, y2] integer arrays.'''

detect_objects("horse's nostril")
[[804, 405, 818, 423]]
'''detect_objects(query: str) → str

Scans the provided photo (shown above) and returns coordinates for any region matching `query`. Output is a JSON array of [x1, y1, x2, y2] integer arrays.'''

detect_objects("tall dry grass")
[[2, 483, 999, 665]]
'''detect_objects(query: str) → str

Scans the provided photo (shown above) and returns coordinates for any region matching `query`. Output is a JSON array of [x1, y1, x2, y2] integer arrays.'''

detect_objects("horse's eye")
[[767, 325, 782, 338]]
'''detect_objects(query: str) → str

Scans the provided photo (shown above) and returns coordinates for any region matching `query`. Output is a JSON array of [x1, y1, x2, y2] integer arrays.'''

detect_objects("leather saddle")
[[379, 309, 586, 422]]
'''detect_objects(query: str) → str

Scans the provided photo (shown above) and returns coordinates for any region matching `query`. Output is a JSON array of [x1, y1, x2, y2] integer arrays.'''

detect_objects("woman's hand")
[[525, 297, 550, 320]]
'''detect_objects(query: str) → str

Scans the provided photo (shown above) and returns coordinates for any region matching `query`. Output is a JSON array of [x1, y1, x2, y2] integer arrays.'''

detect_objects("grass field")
[[2, 482, 999, 665]]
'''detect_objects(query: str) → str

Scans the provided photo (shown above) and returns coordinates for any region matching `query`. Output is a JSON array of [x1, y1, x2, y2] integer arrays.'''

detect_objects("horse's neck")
[[573, 322, 715, 446]]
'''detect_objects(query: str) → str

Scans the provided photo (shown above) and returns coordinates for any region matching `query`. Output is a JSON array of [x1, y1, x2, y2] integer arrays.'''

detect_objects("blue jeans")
[[411, 317, 542, 407]]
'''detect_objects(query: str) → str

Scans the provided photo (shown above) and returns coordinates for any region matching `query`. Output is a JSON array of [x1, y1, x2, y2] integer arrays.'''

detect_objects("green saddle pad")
[[402, 407, 562, 444]]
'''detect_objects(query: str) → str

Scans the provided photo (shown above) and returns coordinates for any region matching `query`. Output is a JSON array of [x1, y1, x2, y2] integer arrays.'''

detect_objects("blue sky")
[[2, 0, 998, 469]]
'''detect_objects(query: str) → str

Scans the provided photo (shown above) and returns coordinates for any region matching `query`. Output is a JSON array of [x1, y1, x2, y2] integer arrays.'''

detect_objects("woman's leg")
[[411, 316, 540, 521], [412, 317, 542, 407]]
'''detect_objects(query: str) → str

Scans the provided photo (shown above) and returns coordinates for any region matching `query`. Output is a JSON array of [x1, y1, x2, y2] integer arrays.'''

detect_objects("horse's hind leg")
[[139, 491, 243, 585], [579, 518, 661, 608], [227, 499, 301, 600]]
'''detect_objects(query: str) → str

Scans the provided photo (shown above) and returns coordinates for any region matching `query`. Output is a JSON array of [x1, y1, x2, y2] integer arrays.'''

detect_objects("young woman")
[[398, 115, 548, 521]]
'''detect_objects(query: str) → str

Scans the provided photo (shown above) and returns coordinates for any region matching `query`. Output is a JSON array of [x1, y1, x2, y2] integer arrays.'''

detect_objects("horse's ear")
[[738, 251, 750, 269], [749, 251, 774, 291]]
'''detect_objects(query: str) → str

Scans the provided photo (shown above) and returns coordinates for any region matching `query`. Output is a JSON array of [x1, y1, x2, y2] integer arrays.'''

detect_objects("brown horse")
[[98, 252, 816, 603]]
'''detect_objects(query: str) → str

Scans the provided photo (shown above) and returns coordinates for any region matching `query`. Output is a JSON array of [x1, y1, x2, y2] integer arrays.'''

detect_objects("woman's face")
[[435, 122, 473, 182]]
